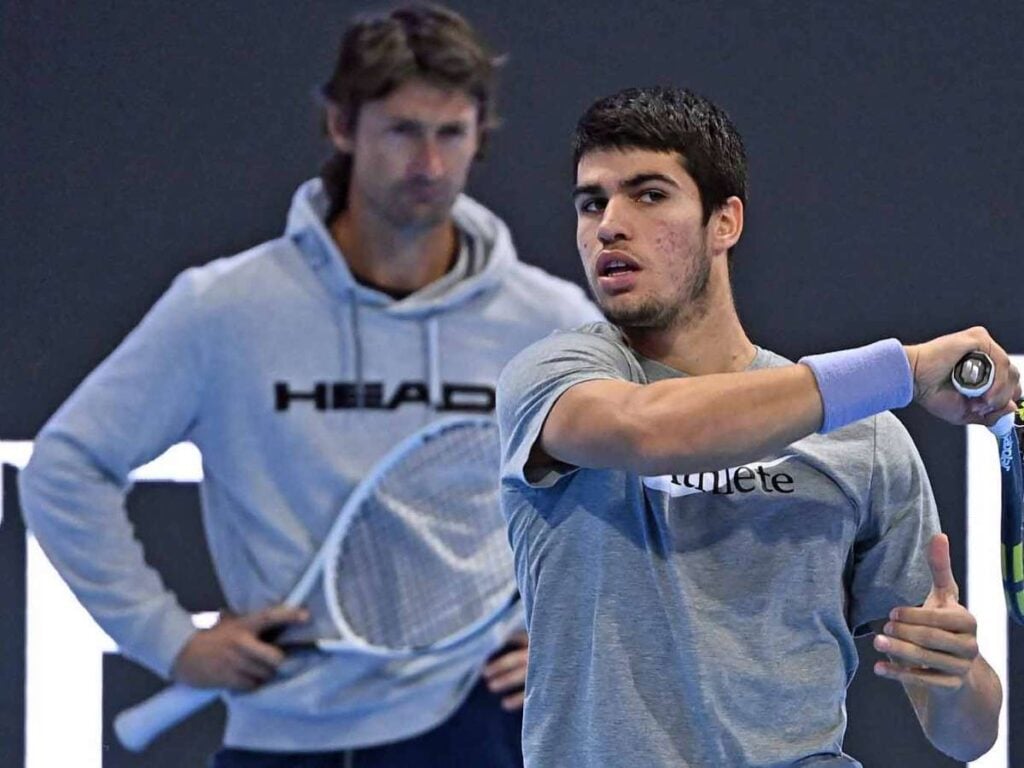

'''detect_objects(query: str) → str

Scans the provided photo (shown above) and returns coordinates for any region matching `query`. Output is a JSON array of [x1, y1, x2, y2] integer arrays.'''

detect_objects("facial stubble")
[[596, 240, 712, 332]]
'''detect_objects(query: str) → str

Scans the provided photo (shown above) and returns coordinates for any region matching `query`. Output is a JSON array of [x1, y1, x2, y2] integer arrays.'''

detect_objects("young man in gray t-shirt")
[[497, 87, 1019, 767]]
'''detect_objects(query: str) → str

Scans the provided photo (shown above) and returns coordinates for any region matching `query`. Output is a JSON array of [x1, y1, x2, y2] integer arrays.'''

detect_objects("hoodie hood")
[[283, 177, 525, 409], [284, 177, 517, 317]]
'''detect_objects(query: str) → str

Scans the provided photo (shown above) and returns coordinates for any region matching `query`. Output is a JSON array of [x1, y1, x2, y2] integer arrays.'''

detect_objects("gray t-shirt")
[[497, 323, 939, 768]]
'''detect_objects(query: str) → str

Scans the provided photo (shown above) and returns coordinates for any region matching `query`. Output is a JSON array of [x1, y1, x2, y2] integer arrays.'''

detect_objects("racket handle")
[[952, 351, 1018, 438], [991, 412, 1017, 438], [113, 684, 219, 752], [952, 351, 996, 398]]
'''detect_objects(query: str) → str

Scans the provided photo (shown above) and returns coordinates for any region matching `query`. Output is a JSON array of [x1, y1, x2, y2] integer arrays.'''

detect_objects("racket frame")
[[114, 414, 515, 750], [954, 351, 1024, 627], [993, 415, 1024, 624]]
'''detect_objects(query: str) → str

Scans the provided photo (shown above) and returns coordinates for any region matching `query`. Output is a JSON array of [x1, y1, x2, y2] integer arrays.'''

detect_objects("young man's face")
[[573, 148, 713, 331], [334, 78, 480, 229]]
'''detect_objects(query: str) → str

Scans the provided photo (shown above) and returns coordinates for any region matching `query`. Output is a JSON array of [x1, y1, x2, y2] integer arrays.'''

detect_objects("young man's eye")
[[577, 198, 606, 214], [637, 189, 667, 203], [439, 125, 468, 139]]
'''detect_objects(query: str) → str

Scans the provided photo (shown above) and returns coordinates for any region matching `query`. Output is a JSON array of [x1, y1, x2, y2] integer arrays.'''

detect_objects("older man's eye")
[[390, 122, 419, 136]]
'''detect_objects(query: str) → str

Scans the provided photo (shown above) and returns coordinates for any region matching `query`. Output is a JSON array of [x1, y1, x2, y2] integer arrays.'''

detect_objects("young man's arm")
[[876, 534, 1001, 761], [537, 327, 1019, 477]]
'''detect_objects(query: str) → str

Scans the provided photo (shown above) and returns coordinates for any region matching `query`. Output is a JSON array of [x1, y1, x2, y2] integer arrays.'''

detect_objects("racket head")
[[321, 415, 515, 654]]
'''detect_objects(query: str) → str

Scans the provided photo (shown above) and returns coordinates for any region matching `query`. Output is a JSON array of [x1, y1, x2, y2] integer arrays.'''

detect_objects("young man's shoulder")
[[498, 321, 634, 398]]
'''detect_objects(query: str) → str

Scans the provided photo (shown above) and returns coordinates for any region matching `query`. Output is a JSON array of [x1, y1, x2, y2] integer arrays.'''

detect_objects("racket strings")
[[331, 423, 513, 649]]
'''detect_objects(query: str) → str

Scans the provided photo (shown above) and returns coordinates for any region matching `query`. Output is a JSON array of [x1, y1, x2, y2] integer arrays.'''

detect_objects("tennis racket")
[[114, 415, 516, 751], [952, 352, 1024, 625]]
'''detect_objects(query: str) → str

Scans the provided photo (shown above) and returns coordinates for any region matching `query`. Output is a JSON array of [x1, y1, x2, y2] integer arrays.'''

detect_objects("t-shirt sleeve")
[[847, 413, 941, 633], [496, 328, 634, 489]]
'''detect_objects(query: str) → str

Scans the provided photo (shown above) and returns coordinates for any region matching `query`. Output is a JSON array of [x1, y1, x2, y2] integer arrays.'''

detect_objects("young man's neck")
[[329, 195, 458, 295], [625, 267, 757, 375]]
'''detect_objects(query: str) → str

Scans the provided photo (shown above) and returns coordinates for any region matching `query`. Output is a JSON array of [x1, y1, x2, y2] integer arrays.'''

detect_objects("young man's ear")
[[325, 103, 355, 153], [710, 196, 744, 253]]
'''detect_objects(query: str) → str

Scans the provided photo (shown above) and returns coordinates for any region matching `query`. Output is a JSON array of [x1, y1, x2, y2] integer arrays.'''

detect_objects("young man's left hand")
[[483, 630, 528, 710], [873, 533, 980, 691]]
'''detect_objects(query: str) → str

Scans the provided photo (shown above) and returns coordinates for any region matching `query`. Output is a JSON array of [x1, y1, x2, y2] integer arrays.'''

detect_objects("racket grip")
[[991, 412, 1016, 438], [952, 351, 996, 398], [952, 352, 1018, 437], [113, 684, 220, 752]]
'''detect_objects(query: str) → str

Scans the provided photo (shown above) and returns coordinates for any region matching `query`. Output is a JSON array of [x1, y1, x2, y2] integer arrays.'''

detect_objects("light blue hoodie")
[[19, 179, 601, 750]]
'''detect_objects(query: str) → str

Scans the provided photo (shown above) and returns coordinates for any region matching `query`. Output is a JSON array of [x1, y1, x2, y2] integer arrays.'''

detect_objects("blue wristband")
[[799, 339, 913, 433]]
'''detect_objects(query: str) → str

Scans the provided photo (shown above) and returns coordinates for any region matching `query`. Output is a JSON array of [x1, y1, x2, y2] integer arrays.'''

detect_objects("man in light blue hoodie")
[[19, 5, 599, 766]]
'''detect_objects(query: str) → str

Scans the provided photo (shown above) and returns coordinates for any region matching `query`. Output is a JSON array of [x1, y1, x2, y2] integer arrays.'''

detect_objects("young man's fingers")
[[486, 666, 528, 694], [926, 534, 958, 600], [883, 621, 979, 659], [500, 691, 525, 711], [873, 635, 972, 677], [889, 606, 976, 634], [483, 648, 527, 680], [873, 661, 964, 691], [980, 400, 1021, 427]]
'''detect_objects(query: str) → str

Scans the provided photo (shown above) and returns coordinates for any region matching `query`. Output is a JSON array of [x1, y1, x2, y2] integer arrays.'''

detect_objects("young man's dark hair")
[[572, 86, 747, 225], [320, 3, 502, 218]]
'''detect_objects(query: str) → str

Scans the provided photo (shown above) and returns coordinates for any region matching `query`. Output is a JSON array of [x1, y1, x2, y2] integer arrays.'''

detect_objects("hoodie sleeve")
[[19, 270, 209, 678]]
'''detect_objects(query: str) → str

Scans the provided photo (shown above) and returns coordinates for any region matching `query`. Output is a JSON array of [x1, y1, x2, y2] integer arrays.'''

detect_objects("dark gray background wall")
[[3, 1, 1022, 766]]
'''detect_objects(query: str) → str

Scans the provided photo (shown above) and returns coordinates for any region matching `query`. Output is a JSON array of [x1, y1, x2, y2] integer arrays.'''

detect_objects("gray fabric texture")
[[497, 322, 939, 768]]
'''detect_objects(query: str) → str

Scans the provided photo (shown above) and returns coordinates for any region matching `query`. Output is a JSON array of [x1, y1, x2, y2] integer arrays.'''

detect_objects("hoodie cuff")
[[122, 604, 198, 680]]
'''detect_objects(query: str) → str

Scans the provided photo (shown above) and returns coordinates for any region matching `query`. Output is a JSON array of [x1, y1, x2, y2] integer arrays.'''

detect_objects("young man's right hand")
[[906, 326, 1021, 427], [171, 606, 309, 691]]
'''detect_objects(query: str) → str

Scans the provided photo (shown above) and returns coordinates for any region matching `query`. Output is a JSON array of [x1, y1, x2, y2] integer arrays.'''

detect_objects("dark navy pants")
[[209, 678, 523, 768]]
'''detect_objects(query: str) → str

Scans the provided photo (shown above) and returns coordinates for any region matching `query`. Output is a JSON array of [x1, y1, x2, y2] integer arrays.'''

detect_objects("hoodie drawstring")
[[425, 316, 442, 408], [342, 298, 440, 412], [347, 297, 365, 408]]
